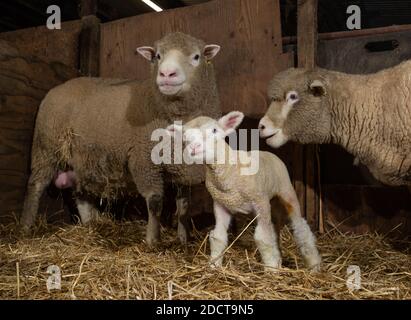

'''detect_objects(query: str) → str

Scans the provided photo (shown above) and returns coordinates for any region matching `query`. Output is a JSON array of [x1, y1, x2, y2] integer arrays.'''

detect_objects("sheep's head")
[[259, 68, 331, 148], [137, 32, 220, 96], [167, 111, 244, 163]]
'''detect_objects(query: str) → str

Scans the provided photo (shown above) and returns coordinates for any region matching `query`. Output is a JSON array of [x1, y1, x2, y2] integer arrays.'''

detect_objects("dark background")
[[0, 0, 410, 35]]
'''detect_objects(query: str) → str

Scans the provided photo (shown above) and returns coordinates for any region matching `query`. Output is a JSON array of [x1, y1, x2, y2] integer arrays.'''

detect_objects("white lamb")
[[167, 111, 321, 271]]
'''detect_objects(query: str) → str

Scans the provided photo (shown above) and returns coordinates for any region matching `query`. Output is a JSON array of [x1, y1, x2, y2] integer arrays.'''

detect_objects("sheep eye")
[[212, 128, 217, 134], [194, 54, 200, 61], [290, 94, 297, 100], [156, 53, 161, 60]]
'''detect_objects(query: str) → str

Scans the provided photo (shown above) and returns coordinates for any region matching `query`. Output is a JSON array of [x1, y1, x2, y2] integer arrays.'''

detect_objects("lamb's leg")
[[279, 190, 322, 272], [209, 201, 231, 268], [21, 166, 54, 231], [176, 186, 190, 245], [254, 201, 282, 270], [76, 199, 98, 225]]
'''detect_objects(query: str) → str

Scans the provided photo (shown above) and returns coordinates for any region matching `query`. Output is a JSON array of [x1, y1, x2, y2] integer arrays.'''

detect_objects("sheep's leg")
[[21, 166, 54, 231], [176, 186, 190, 245], [209, 201, 231, 268], [145, 194, 163, 246], [76, 199, 98, 225], [254, 201, 282, 270], [128, 154, 164, 247], [279, 190, 321, 272]]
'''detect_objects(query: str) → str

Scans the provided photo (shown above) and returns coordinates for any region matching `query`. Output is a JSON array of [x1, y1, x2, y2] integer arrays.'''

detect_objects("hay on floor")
[[0, 215, 410, 300]]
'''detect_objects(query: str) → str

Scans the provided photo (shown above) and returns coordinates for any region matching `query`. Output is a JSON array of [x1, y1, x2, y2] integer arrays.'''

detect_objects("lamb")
[[20, 32, 221, 246], [166, 111, 321, 271], [258, 61, 411, 186]]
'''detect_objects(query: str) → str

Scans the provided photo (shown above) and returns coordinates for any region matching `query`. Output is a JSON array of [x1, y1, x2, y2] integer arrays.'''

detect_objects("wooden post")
[[79, 0, 98, 17], [79, 15, 100, 77], [296, 0, 321, 231]]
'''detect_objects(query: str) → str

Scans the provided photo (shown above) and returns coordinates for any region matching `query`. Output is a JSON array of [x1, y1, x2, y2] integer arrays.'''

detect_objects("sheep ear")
[[203, 44, 221, 61], [309, 80, 326, 96], [166, 124, 183, 138], [136, 46, 155, 61], [218, 111, 244, 135]]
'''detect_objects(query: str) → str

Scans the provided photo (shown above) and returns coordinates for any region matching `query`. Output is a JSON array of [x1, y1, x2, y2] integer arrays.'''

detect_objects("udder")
[[54, 170, 76, 189]]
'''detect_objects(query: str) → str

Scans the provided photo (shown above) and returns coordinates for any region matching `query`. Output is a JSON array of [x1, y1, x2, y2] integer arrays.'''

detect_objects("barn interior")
[[0, 0, 410, 300]]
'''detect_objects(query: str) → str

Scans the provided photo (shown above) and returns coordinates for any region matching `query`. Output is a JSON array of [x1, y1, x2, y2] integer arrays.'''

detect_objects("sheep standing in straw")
[[20, 32, 221, 246], [259, 61, 411, 186], [167, 112, 321, 271]]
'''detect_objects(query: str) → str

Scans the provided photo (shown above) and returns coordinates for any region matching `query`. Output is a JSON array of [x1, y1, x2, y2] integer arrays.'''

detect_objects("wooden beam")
[[283, 24, 411, 45], [79, 15, 100, 76], [296, 0, 320, 231], [79, 0, 98, 17], [297, 0, 318, 68]]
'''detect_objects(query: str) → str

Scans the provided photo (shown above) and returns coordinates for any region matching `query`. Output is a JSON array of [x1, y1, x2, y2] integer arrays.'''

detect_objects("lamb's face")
[[259, 68, 328, 148], [167, 112, 244, 164], [136, 33, 220, 96]]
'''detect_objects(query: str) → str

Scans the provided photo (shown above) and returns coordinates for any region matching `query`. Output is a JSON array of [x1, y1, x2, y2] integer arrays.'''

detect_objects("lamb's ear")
[[166, 124, 183, 138], [218, 111, 244, 136], [309, 80, 326, 97], [203, 44, 221, 61], [136, 46, 155, 61]]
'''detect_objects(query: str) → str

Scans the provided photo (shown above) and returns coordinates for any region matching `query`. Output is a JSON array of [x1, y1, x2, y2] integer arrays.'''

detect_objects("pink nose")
[[190, 143, 201, 154], [160, 69, 178, 78]]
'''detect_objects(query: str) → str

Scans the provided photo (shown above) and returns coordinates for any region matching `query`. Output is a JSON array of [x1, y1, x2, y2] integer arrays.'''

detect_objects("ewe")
[[167, 112, 321, 271], [259, 62, 411, 186], [21, 33, 221, 246]]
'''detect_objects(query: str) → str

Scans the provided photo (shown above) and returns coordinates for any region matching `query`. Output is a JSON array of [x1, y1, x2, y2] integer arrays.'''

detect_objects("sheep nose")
[[259, 123, 265, 130], [190, 142, 201, 153], [160, 69, 178, 78]]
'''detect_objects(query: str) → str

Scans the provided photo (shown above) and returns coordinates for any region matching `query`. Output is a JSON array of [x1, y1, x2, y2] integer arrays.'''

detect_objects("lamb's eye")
[[290, 94, 297, 100], [156, 53, 161, 60], [194, 54, 200, 61], [212, 128, 217, 134]]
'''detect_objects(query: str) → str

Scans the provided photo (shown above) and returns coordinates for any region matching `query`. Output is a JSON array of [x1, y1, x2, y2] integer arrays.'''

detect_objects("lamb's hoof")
[[264, 262, 282, 273], [209, 258, 223, 269]]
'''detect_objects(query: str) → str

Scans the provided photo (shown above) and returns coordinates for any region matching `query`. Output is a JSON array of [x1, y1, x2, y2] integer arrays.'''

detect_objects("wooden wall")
[[0, 40, 78, 222], [0, 20, 83, 70], [100, 0, 293, 118]]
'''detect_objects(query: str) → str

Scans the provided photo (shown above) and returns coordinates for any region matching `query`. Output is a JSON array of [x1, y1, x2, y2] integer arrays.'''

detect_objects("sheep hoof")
[[178, 227, 188, 246], [18, 224, 32, 237], [209, 259, 222, 269], [309, 263, 322, 273], [146, 235, 160, 247]]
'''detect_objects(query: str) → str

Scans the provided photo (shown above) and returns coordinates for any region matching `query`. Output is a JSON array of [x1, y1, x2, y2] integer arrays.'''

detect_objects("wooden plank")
[[0, 20, 83, 69], [296, 0, 319, 229], [283, 24, 411, 45], [100, 0, 287, 118], [318, 30, 411, 74], [79, 15, 100, 76]]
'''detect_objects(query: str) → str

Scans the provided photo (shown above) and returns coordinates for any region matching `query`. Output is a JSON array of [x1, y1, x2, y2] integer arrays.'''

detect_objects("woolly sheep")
[[20, 32, 221, 246], [167, 112, 321, 271], [259, 61, 411, 186]]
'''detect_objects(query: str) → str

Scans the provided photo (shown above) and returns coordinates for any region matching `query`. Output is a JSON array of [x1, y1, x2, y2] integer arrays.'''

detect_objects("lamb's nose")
[[160, 69, 178, 78], [259, 124, 265, 130]]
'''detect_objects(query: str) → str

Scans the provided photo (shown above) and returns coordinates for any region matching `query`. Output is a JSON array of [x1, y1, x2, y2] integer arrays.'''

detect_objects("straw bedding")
[[0, 215, 410, 300]]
